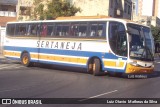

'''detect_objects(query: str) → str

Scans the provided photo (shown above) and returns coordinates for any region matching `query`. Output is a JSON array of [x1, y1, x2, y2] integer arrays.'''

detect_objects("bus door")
[[106, 21, 128, 73]]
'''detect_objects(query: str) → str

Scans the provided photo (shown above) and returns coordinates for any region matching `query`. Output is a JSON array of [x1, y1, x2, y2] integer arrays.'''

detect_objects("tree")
[[151, 26, 160, 42], [32, 0, 44, 20], [45, 0, 80, 19], [32, 0, 80, 20]]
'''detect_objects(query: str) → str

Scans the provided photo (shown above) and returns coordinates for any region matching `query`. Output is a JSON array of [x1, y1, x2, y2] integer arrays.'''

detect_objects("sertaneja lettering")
[[37, 41, 82, 50]]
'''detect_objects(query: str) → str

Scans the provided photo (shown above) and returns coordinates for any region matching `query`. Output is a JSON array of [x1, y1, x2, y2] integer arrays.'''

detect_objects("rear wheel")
[[21, 53, 32, 67], [88, 58, 101, 76]]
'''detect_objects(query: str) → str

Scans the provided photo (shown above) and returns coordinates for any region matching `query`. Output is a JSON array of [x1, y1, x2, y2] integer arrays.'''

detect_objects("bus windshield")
[[127, 23, 154, 61]]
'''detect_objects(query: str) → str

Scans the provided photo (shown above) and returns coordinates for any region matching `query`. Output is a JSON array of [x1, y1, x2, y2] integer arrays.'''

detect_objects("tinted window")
[[70, 23, 79, 37], [109, 21, 127, 56], [55, 23, 70, 37], [26, 24, 38, 36], [78, 22, 88, 37], [7, 24, 15, 36], [89, 22, 106, 38], [15, 24, 27, 36], [46, 23, 55, 36]]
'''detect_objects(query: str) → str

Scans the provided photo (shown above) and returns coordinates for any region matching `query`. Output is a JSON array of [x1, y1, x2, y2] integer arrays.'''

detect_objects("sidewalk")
[[0, 53, 4, 58]]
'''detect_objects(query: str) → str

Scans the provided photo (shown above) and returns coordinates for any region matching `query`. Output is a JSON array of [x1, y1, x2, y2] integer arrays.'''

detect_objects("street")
[[0, 55, 160, 107]]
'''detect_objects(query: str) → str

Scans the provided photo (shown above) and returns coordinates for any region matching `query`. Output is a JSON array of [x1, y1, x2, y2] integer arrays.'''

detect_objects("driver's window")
[[109, 21, 127, 57]]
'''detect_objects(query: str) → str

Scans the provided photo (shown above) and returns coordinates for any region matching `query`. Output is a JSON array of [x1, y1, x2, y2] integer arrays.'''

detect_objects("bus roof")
[[7, 16, 147, 27], [55, 16, 111, 20]]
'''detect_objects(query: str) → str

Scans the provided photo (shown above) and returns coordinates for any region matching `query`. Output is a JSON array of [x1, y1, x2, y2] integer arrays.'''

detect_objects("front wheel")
[[21, 53, 32, 67]]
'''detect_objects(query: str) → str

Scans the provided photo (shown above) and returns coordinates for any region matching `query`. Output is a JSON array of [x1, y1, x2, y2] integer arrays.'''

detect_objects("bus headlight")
[[129, 61, 139, 67]]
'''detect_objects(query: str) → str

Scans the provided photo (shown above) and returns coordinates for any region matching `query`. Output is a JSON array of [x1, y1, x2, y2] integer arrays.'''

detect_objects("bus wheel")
[[92, 58, 101, 76], [21, 53, 31, 67]]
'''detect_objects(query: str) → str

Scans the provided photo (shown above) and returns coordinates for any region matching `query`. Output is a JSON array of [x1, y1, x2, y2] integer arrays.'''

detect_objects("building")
[[70, 0, 132, 20], [0, 0, 17, 26], [0, 0, 17, 17], [17, 0, 33, 21], [0, 0, 17, 54], [0, 0, 17, 27], [132, 0, 160, 27], [17, 0, 51, 21], [16, 0, 132, 21]]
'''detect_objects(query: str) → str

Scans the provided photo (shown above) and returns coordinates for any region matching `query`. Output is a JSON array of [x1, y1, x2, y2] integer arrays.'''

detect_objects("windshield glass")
[[127, 23, 154, 61]]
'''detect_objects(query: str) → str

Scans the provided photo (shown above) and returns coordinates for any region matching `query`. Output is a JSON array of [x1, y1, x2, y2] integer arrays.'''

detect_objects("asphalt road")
[[0, 56, 160, 107]]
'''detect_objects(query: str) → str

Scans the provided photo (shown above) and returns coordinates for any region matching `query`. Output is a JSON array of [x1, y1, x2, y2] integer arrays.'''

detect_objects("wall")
[[70, 0, 110, 16]]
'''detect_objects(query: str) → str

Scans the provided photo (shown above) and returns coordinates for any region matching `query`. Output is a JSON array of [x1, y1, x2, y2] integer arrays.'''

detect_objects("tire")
[[21, 53, 32, 67], [92, 58, 101, 76]]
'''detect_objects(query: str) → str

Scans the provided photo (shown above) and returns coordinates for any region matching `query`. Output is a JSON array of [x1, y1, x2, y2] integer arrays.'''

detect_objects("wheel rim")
[[23, 56, 28, 65]]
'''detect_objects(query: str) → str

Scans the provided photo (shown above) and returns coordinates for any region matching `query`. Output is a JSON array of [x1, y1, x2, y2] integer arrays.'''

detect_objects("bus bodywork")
[[3, 17, 154, 75]]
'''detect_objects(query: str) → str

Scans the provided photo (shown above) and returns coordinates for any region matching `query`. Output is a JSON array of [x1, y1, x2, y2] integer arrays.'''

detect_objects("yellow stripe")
[[4, 51, 87, 64], [4, 51, 20, 57], [104, 60, 125, 68], [37, 54, 87, 64], [104, 61, 116, 67]]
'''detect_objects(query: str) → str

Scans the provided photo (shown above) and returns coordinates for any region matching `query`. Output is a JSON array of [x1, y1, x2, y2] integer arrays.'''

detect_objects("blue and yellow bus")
[[3, 16, 155, 76]]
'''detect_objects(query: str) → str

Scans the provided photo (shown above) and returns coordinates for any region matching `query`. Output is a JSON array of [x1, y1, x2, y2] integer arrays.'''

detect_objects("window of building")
[[124, 3, 127, 13], [110, 0, 113, 8], [128, 5, 131, 15]]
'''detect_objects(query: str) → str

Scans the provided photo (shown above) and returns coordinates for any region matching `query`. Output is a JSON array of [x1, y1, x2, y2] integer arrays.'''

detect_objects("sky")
[[142, 0, 153, 16]]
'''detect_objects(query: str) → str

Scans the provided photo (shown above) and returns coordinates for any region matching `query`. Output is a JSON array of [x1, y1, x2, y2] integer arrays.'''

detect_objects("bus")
[[3, 16, 155, 76]]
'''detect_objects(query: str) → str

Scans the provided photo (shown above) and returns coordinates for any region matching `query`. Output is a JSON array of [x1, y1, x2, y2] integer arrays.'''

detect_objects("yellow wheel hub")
[[23, 56, 28, 64]]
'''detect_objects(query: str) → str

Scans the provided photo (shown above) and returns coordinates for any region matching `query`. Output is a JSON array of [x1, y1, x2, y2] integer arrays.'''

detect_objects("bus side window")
[[55, 24, 62, 37], [78, 23, 87, 37], [15, 24, 26, 36], [90, 23, 97, 37], [15, 24, 20, 36], [37, 24, 41, 36], [26, 24, 37, 36], [89, 22, 106, 38], [61, 23, 70, 37], [41, 23, 47, 37], [31, 25, 37, 36], [47, 23, 55, 37], [19, 24, 27, 36], [70, 23, 79, 37], [98, 23, 106, 37], [7, 24, 15, 36]]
